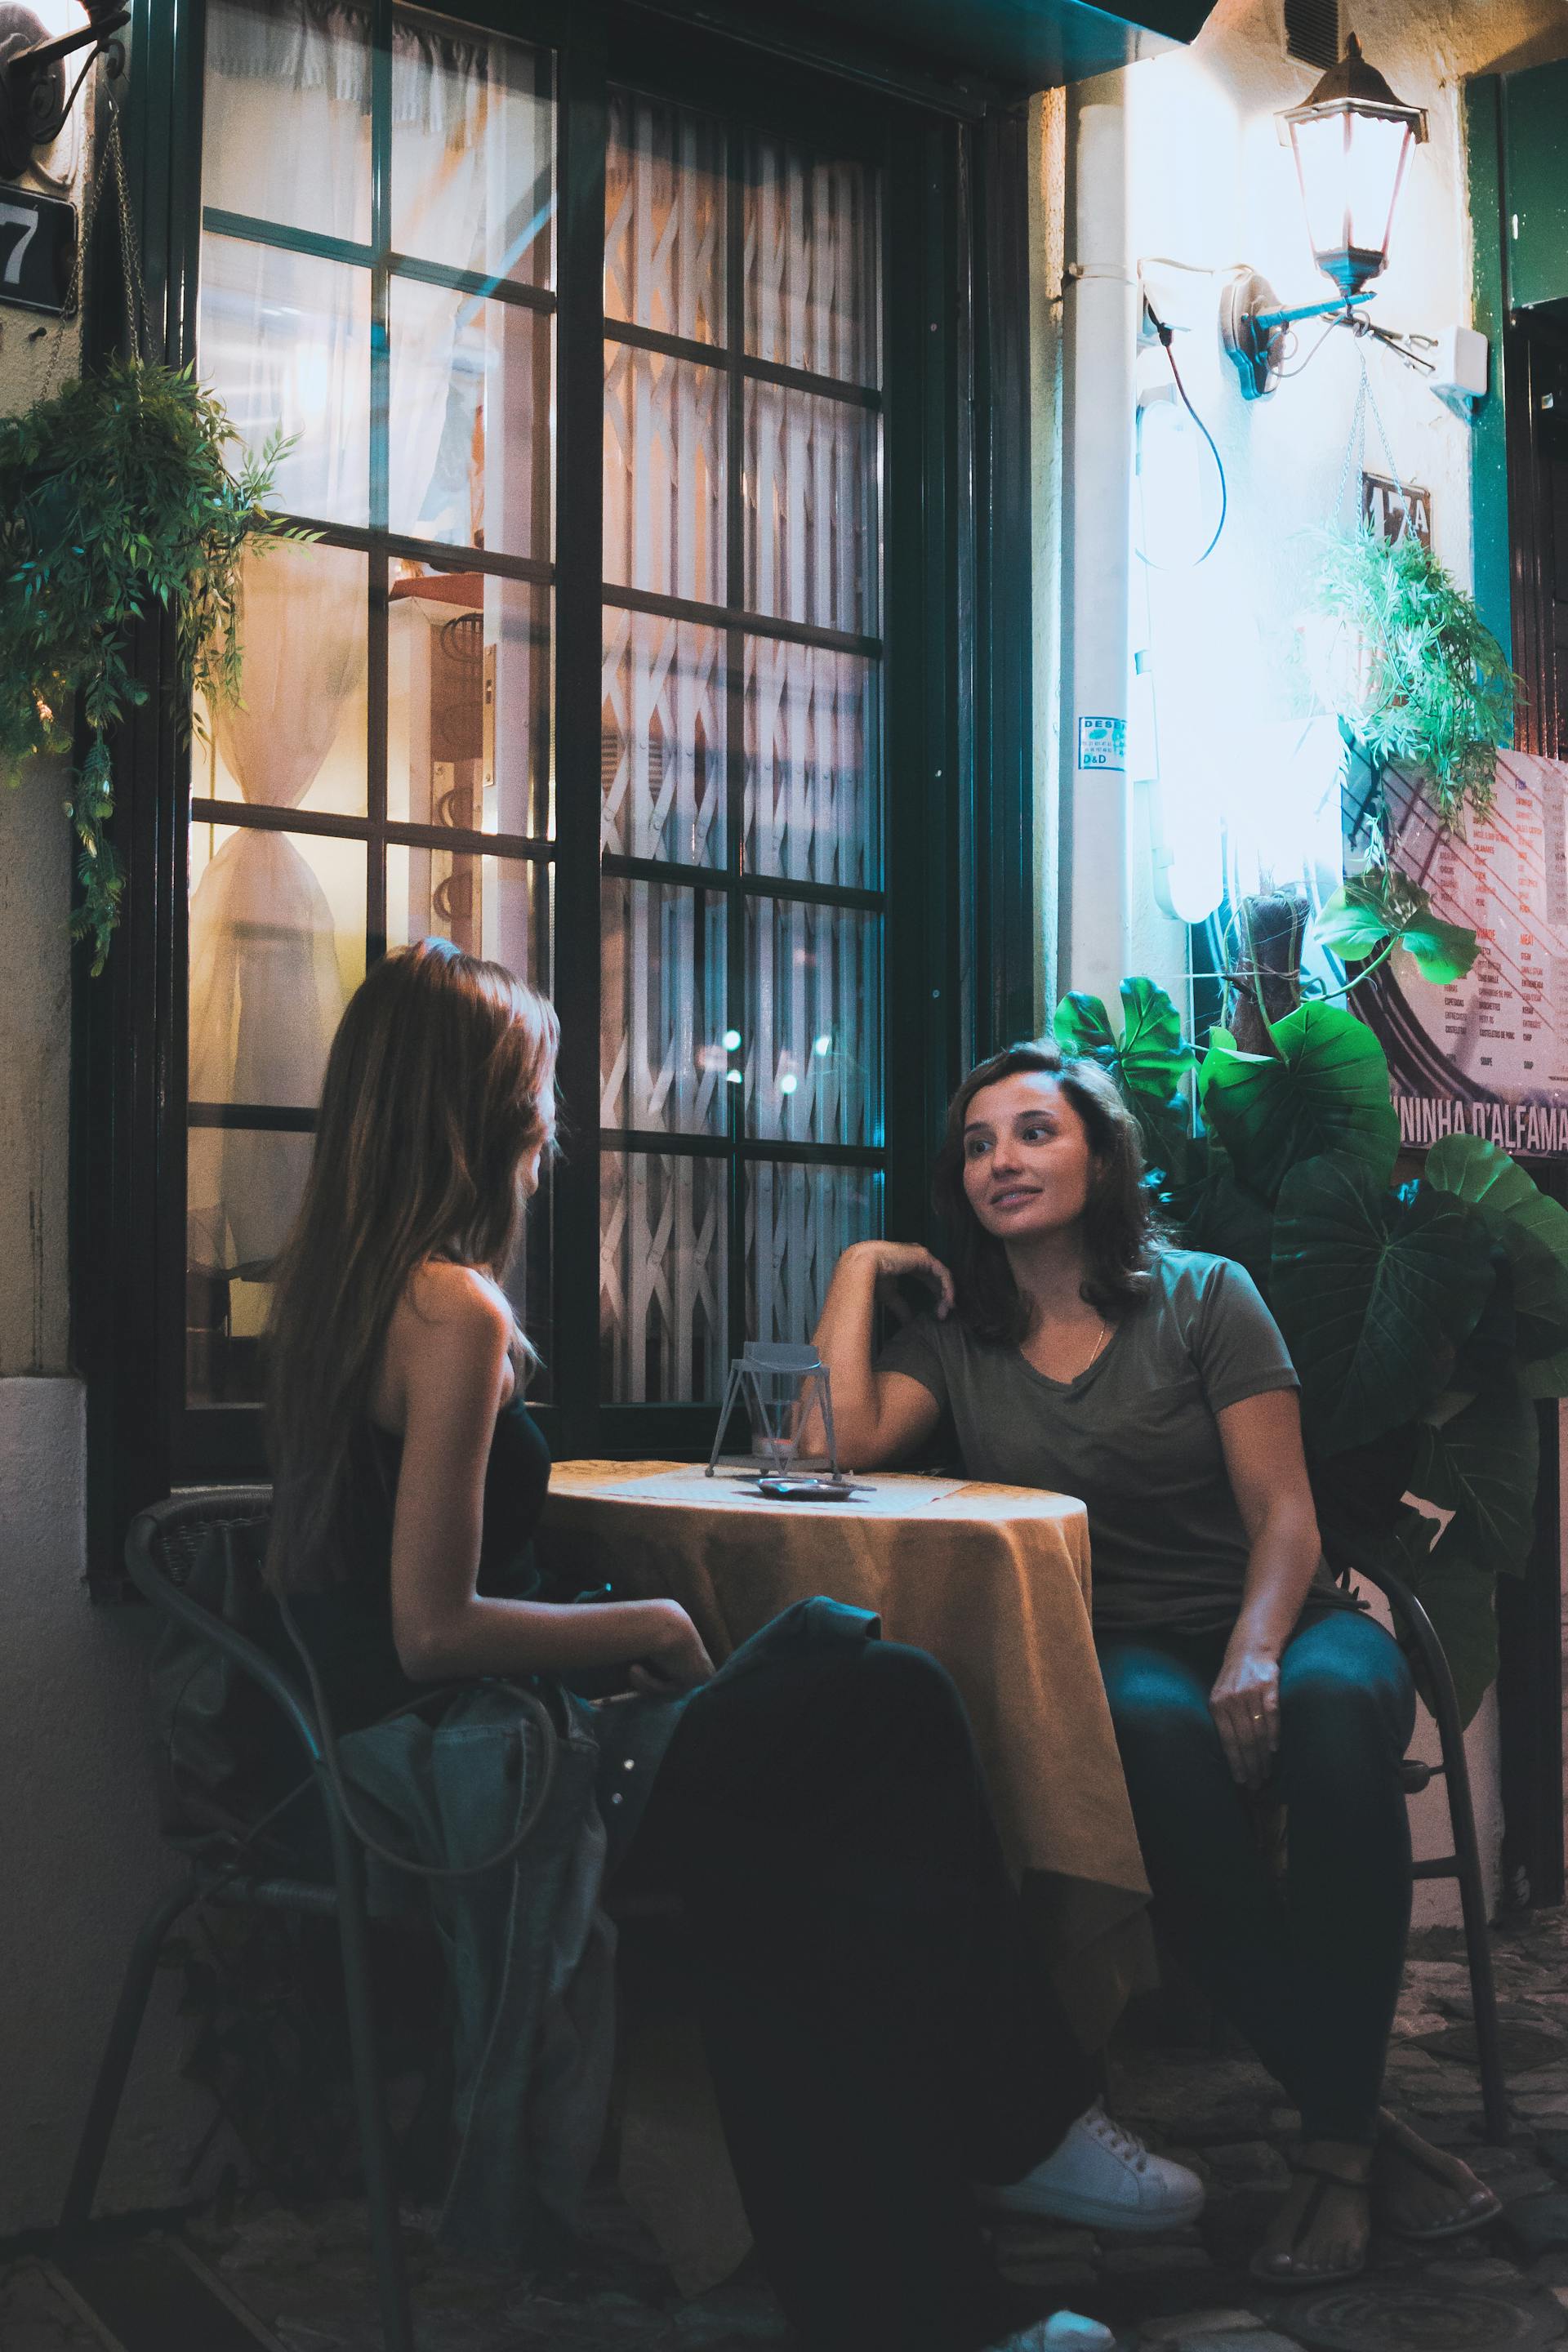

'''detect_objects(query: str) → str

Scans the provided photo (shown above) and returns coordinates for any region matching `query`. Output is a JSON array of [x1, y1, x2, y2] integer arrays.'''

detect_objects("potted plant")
[[0, 355, 292, 969], [1057, 977, 1568, 1723], [1302, 524, 1514, 989]]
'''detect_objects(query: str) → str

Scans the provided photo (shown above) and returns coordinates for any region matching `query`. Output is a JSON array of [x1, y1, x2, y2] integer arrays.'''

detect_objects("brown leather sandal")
[[1249, 2163, 1370, 2289], [1372, 2108, 1503, 2243]]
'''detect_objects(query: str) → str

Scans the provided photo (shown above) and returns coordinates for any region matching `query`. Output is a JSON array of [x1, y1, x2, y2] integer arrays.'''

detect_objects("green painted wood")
[[1502, 58, 1568, 315], [647, 0, 1216, 99], [1467, 73, 1513, 672]]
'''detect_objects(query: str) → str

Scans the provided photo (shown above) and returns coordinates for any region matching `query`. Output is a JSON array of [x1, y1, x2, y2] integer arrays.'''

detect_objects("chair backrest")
[[132, 1487, 331, 1858]]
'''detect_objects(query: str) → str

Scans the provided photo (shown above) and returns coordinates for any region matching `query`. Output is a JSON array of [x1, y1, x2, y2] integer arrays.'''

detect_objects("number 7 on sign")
[[0, 203, 39, 287]]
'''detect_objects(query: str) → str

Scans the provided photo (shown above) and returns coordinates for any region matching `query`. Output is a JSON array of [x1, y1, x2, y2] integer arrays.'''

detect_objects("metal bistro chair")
[[1354, 1557, 1508, 2145], [58, 1489, 434, 2352]]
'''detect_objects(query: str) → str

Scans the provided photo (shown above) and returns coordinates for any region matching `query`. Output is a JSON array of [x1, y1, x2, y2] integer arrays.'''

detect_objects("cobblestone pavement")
[[7, 1915, 1568, 2352]]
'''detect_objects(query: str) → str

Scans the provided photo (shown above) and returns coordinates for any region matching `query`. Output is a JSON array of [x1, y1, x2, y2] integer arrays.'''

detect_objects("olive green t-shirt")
[[876, 1247, 1355, 1639]]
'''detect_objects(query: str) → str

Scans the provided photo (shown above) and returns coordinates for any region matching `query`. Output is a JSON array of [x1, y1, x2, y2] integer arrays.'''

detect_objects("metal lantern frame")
[[1278, 33, 1427, 301], [706, 1343, 841, 1481]]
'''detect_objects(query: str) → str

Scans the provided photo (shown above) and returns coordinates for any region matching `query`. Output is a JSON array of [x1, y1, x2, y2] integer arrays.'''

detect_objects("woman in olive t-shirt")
[[813, 1040, 1501, 2289]]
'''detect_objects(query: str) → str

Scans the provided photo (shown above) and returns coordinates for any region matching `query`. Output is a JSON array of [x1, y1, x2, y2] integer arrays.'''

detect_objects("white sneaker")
[[989, 2314, 1117, 2351], [978, 2101, 1205, 2234]]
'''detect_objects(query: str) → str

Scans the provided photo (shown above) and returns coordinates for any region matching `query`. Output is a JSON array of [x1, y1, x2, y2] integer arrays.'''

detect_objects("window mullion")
[[724, 125, 747, 1370]]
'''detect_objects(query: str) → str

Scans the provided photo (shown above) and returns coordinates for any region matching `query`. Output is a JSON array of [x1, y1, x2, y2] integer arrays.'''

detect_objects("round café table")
[[537, 1461, 1153, 2047], [537, 1461, 1156, 2294]]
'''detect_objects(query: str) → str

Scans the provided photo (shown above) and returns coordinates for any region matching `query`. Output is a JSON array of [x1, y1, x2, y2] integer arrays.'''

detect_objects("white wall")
[[0, 17, 209, 2237], [1044, 0, 1568, 1921]]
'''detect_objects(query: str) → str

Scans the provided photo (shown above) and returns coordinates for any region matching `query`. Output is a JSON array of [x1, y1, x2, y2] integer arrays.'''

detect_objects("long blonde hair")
[[264, 938, 559, 1591]]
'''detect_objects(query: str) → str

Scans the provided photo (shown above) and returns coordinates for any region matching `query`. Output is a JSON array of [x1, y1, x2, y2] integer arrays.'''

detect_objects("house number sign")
[[0, 182, 77, 316]]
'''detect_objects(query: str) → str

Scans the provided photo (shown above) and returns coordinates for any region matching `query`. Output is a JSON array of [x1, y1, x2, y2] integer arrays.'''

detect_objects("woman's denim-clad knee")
[[1099, 1608, 1416, 2144]]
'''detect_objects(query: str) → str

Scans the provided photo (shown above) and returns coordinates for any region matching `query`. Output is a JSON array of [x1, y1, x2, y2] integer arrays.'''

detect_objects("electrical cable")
[[1137, 296, 1228, 568], [1275, 319, 1339, 382]]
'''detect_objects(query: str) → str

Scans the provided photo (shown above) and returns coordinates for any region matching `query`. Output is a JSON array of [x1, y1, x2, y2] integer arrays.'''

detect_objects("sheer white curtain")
[[190, 4, 495, 1276]]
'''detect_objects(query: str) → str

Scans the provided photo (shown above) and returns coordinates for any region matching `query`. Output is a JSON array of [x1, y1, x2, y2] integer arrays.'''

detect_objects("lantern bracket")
[[0, 5, 128, 185], [1221, 268, 1437, 402]]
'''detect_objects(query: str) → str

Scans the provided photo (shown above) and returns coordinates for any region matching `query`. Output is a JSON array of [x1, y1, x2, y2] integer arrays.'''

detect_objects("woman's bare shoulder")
[[400, 1258, 513, 1339]]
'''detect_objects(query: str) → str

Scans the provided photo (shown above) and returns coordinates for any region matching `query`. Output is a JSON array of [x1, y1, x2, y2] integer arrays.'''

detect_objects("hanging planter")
[[0, 110, 294, 970], [1302, 523, 1515, 990]]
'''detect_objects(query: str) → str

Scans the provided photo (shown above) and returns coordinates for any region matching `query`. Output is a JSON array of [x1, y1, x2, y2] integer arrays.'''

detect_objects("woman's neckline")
[[1012, 1314, 1127, 1395]]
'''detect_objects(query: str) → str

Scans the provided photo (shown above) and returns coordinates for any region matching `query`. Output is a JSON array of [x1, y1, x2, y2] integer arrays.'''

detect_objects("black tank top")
[[287, 1396, 553, 1731]]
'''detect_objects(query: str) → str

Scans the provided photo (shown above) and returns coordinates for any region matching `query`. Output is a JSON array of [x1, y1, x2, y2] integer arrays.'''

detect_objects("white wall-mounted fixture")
[[1220, 33, 1450, 405]]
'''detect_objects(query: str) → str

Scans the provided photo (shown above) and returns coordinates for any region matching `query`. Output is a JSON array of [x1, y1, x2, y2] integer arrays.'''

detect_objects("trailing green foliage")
[[0, 357, 293, 969], [1309, 870, 1479, 989], [1310, 525, 1514, 830], [1055, 975, 1568, 1722]]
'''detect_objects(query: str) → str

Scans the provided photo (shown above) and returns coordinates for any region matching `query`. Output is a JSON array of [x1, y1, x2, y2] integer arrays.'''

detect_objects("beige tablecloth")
[[539, 1463, 1154, 2047]]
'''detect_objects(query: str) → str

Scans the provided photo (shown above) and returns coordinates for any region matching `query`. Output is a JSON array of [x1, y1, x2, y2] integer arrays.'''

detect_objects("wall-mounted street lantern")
[[0, 3, 128, 184], [1219, 33, 1468, 405], [1281, 32, 1427, 301]]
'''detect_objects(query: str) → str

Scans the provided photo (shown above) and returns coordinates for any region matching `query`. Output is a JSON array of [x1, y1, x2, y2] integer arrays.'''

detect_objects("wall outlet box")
[[1430, 324, 1489, 418]]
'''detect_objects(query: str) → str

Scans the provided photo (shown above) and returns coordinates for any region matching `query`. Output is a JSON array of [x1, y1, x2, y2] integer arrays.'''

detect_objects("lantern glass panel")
[[1344, 111, 1413, 257]]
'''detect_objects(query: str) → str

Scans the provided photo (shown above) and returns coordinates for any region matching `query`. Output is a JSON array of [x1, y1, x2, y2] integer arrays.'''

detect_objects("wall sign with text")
[[0, 184, 77, 317], [1365, 755, 1568, 1157]]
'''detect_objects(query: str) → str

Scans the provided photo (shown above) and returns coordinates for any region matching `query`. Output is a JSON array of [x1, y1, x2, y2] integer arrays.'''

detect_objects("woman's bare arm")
[[810, 1241, 949, 1468], [1207, 1388, 1325, 1788], [384, 1265, 711, 1687]]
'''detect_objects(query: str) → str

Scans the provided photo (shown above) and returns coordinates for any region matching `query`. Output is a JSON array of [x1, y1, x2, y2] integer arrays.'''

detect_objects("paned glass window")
[[186, 2, 884, 1433], [599, 92, 884, 1403]]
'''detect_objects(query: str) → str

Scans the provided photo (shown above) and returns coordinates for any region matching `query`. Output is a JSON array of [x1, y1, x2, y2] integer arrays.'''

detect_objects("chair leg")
[[326, 1802, 416, 2352], [56, 1875, 201, 2256], [1384, 1566, 1510, 2145]]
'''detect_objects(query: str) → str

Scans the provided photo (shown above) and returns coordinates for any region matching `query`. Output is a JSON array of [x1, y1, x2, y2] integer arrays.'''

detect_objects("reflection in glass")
[[203, 0, 372, 245], [605, 90, 725, 345], [745, 133, 880, 386], [186, 1128, 311, 1405], [746, 383, 878, 635], [601, 879, 726, 1134], [601, 610, 724, 865], [187, 823, 364, 1383], [387, 844, 548, 983], [746, 1161, 880, 1348], [199, 234, 372, 527], [745, 635, 880, 888], [388, 283, 551, 556], [194, 541, 369, 818], [600, 1152, 728, 1402], [388, 567, 550, 840], [604, 345, 726, 607], [392, 9, 554, 287], [746, 899, 881, 1147]]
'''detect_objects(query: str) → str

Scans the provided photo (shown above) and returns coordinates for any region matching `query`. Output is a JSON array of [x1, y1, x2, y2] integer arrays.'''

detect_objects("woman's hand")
[[844, 1238, 956, 1322], [1209, 1644, 1281, 1789], [629, 1599, 716, 1695]]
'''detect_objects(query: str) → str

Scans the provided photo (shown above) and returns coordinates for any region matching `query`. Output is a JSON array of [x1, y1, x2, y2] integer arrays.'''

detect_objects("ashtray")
[[752, 1477, 862, 1502]]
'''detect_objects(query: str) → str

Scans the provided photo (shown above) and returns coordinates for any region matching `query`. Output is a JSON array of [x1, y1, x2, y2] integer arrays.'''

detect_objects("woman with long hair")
[[813, 1040, 1503, 2290], [264, 941, 1178, 2352]]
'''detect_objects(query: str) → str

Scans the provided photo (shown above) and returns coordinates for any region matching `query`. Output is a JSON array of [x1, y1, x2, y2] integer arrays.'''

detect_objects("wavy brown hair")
[[264, 938, 559, 1592], [932, 1041, 1162, 1347]]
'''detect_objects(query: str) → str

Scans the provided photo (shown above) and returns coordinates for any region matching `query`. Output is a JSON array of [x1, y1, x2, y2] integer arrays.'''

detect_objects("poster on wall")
[[1362, 755, 1568, 1158]]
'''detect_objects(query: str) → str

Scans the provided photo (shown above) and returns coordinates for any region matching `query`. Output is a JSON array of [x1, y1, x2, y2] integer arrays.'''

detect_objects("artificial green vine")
[[0, 357, 293, 970], [1311, 525, 1514, 829], [1304, 527, 1515, 989]]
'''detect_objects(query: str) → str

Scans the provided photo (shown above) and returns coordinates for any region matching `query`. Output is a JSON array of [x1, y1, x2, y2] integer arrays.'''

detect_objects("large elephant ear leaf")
[[1200, 1003, 1401, 1207], [1423, 1133, 1568, 1365], [1397, 1528, 1499, 1728], [1054, 978, 1196, 1106], [1410, 1386, 1540, 1579], [1054, 991, 1116, 1063], [1115, 978, 1197, 1102], [1271, 1154, 1494, 1454]]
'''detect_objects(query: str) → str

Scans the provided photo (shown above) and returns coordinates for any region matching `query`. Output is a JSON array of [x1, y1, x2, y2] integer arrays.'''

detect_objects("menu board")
[[1370, 754, 1568, 1158]]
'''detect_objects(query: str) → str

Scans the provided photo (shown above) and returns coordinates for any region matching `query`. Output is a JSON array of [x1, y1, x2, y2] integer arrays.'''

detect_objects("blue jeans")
[[1098, 1609, 1417, 2144]]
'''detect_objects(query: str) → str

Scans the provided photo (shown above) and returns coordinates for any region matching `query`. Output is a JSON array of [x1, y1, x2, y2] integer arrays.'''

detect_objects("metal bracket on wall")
[[0, 2, 127, 183]]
